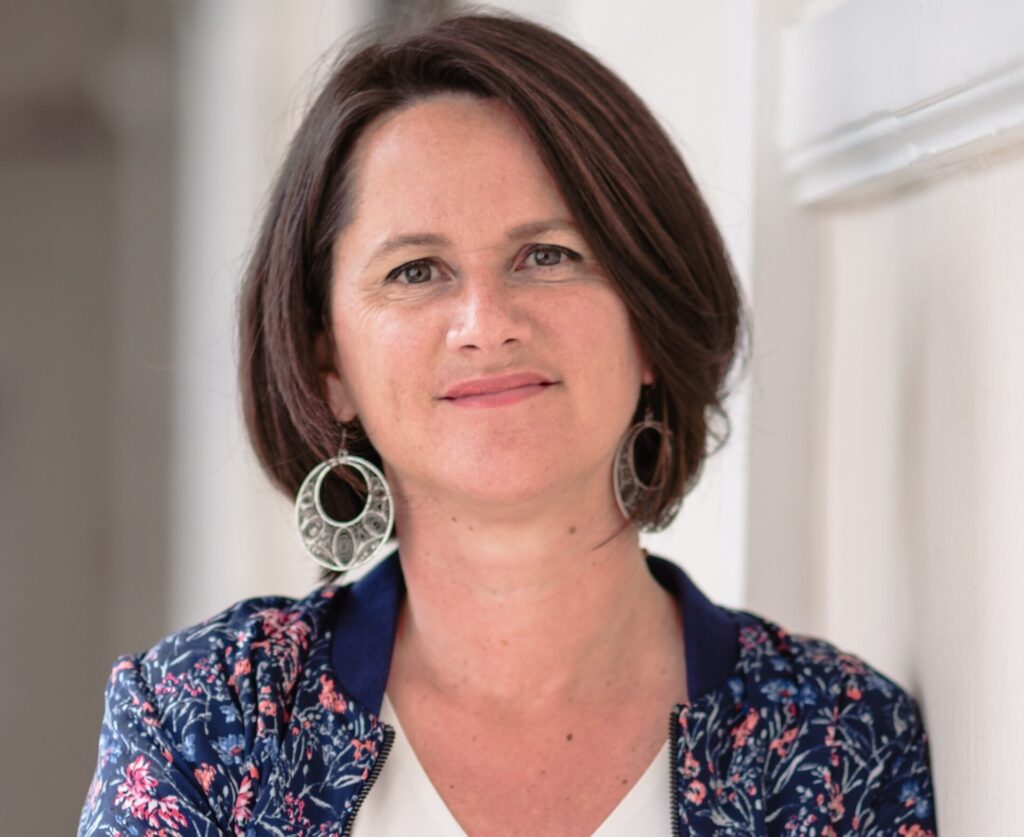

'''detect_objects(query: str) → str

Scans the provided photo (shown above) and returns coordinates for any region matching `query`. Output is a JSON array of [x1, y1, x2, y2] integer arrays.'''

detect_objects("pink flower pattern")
[[113, 756, 188, 832]]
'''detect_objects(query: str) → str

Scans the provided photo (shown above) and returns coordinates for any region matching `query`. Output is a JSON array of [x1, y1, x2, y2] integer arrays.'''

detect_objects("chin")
[[442, 453, 598, 512], [388, 431, 612, 512]]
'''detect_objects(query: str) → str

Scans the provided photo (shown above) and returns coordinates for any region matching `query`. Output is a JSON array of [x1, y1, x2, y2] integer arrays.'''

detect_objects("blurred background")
[[3, 0, 1023, 832]]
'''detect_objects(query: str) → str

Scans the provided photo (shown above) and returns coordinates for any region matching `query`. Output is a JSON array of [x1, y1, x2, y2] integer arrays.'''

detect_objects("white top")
[[350, 693, 672, 836]]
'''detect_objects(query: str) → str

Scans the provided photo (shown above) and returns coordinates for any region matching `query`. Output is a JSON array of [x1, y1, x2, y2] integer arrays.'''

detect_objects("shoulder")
[[714, 610, 936, 833], [127, 587, 334, 689], [81, 588, 346, 833], [729, 614, 921, 717], [141, 587, 335, 666], [101, 587, 339, 773]]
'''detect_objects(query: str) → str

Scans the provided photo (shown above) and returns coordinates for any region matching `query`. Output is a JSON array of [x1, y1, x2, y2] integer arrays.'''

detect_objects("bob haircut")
[[239, 10, 747, 563]]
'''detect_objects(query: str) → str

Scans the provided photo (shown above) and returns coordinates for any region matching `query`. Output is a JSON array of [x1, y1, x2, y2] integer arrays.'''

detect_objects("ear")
[[314, 332, 358, 423], [630, 328, 656, 386], [638, 351, 656, 386]]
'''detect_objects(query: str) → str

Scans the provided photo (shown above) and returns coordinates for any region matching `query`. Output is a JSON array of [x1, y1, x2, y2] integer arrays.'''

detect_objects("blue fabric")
[[330, 551, 405, 715], [646, 554, 739, 701]]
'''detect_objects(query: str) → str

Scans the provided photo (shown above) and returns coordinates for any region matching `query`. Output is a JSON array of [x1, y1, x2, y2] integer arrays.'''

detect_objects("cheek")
[[558, 291, 645, 386], [535, 291, 645, 448], [336, 310, 435, 435]]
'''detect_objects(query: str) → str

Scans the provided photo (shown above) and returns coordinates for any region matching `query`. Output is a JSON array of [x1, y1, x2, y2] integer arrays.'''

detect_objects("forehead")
[[344, 94, 571, 237]]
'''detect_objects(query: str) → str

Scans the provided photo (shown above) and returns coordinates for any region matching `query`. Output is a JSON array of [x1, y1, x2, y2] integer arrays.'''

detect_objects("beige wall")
[[816, 148, 1024, 832], [760, 1, 1024, 830]]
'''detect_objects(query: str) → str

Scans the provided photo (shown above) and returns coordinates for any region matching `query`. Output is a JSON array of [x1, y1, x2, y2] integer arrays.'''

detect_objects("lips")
[[441, 372, 556, 400]]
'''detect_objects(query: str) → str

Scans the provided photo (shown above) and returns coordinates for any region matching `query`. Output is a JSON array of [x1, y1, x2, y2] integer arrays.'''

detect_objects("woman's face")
[[322, 93, 652, 514]]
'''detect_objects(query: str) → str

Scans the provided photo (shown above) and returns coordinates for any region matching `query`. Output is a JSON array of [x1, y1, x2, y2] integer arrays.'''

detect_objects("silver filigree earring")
[[294, 429, 394, 576], [613, 394, 672, 533]]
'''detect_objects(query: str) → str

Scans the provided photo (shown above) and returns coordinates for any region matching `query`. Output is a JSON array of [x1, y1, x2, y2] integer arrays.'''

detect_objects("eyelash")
[[384, 244, 581, 285]]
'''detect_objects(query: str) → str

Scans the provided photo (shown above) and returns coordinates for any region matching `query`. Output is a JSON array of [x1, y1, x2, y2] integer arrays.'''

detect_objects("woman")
[[80, 12, 937, 836]]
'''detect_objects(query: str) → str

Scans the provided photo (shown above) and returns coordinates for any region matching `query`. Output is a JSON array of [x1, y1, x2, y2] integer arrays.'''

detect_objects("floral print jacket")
[[79, 552, 938, 835]]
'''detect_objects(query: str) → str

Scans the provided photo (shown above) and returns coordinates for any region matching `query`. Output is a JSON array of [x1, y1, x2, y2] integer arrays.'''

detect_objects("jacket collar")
[[330, 549, 738, 715]]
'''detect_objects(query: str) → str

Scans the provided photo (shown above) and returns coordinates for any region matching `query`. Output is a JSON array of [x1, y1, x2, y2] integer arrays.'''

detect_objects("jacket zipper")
[[669, 706, 682, 837], [341, 722, 395, 836]]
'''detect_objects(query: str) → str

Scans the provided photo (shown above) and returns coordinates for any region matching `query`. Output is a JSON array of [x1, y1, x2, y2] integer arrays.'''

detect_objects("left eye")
[[523, 245, 577, 268]]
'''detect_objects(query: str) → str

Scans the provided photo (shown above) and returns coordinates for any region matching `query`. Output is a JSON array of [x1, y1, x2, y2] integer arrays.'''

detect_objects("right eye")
[[385, 259, 438, 285]]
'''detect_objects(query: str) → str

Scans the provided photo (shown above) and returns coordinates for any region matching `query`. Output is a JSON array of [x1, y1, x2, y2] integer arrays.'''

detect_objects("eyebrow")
[[364, 218, 580, 267]]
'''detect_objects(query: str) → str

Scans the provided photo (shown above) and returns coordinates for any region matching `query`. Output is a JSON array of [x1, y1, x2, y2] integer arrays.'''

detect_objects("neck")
[[386, 476, 684, 718]]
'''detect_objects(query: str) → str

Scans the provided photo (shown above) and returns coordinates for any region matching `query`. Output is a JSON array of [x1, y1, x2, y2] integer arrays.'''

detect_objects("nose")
[[445, 270, 532, 354]]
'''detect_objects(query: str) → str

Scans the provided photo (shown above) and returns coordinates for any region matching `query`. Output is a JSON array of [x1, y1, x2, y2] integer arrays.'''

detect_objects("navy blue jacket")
[[80, 552, 937, 835]]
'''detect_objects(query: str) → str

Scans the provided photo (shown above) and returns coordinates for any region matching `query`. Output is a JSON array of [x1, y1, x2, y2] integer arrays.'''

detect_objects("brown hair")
[[239, 10, 747, 553]]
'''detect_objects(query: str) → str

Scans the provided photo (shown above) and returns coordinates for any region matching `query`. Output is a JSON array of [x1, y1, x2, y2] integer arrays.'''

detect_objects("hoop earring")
[[294, 430, 394, 576], [613, 400, 671, 533]]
